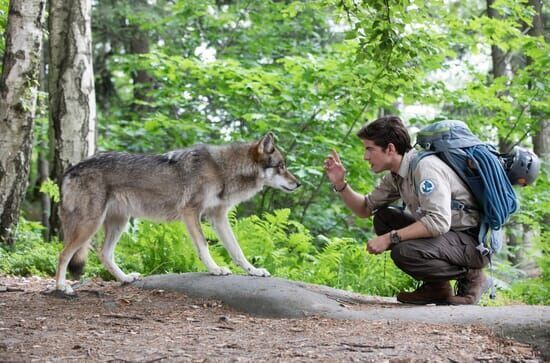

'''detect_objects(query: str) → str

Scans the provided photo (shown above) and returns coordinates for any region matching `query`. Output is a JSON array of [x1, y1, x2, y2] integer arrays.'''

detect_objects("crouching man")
[[324, 115, 490, 305]]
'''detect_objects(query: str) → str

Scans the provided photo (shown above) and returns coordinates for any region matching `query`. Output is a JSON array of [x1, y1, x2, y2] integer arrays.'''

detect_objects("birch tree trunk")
[[527, 0, 549, 239], [0, 0, 46, 245], [48, 0, 97, 235], [527, 0, 548, 159]]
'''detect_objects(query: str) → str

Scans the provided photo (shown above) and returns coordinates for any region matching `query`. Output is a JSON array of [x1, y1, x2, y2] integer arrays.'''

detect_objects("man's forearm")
[[394, 220, 432, 241], [336, 184, 372, 218]]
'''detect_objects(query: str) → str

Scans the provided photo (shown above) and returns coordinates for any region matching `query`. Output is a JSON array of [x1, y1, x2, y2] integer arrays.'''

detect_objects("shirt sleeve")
[[415, 158, 453, 236], [365, 173, 401, 212]]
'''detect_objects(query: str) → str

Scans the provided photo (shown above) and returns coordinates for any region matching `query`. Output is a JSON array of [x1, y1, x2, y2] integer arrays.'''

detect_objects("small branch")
[[102, 314, 144, 321], [299, 103, 369, 223], [341, 342, 395, 349]]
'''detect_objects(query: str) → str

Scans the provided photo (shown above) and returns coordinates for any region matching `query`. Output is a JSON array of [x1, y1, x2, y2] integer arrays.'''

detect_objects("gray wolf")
[[55, 133, 300, 294]]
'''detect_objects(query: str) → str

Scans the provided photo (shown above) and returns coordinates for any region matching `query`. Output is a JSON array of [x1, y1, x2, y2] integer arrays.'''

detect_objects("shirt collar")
[[395, 149, 417, 179]]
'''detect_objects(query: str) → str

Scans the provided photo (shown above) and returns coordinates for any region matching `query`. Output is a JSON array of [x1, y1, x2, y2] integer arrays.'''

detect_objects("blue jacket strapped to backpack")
[[410, 120, 518, 256]]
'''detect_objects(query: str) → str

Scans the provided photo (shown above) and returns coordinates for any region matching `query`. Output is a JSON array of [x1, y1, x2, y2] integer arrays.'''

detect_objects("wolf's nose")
[[296, 182, 301, 188]]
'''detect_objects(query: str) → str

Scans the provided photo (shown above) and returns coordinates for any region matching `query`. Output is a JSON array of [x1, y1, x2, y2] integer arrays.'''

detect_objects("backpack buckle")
[[476, 243, 490, 256], [451, 199, 466, 211]]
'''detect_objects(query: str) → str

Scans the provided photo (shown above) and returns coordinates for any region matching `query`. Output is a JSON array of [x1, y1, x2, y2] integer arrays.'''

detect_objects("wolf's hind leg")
[[210, 209, 270, 277], [183, 210, 231, 276], [99, 215, 138, 283], [56, 221, 102, 294]]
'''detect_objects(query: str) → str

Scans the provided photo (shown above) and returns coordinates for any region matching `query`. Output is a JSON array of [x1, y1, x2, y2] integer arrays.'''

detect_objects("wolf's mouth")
[[281, 185, 297, 191]]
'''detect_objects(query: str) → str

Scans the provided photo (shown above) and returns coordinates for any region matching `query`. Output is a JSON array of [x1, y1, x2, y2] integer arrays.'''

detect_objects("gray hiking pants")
[[373, 206, 489, 282]]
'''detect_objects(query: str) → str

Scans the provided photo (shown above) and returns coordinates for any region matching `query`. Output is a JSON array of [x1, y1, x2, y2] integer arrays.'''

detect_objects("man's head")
[[356, 116, 412, 173], [356, 116, 412, 154]]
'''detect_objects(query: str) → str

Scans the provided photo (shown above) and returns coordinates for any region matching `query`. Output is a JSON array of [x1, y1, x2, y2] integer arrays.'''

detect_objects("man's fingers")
[[330, 148, 342, 163]]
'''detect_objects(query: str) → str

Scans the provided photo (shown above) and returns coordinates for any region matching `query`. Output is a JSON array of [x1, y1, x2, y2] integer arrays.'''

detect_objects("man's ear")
[[258, 132, 275, 154], [387, 143, 397, 154]]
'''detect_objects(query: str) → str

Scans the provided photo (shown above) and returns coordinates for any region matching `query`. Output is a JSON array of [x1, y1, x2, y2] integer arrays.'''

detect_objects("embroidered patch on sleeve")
[[419, 179, 435, 195]]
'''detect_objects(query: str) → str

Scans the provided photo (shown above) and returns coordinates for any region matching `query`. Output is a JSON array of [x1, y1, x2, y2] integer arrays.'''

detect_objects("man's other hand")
[[366, 234, 392, 254]]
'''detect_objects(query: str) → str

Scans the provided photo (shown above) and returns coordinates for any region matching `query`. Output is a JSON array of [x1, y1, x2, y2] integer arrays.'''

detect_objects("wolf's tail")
[[67, 243, 90, 280], [67, 244, 91, 279], [60, 173, 101, 279]]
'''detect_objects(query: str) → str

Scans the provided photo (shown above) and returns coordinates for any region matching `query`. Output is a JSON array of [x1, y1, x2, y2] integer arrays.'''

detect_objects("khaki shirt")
[[365, 149, 480, 236]]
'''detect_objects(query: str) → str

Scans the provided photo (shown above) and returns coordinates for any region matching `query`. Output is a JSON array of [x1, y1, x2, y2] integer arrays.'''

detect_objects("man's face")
[[362, 139, 391, 173]]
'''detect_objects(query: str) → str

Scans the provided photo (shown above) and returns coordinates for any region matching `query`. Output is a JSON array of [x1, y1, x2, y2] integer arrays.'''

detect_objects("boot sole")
[[396, 297, 451, 305], [447, 277, 493, 305]]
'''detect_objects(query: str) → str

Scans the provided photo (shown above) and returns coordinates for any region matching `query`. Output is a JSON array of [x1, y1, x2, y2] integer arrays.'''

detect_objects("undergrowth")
[[1, 210, 548, 305]]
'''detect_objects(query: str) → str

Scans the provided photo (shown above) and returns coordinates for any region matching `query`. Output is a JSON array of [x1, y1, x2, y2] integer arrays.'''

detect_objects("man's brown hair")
[[356, 115, 412, 155]]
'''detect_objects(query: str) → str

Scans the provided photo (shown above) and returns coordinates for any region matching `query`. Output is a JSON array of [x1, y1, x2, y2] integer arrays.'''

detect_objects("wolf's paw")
[[46, 285, 77, 299], [210, 266, 232, 276], [248, 267, 270, 277], [120, 272, 141, 284], [59, 284, 75, 295]]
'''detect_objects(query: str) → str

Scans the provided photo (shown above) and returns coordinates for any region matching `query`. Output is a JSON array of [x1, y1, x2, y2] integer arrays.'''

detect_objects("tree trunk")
[[527, 0, 548, 159], [487, 0, 524, 264], [487, 0, 507, 80], [527, 0, 550, 235], [0, 0, 46, 245], [129, 0, 154, 113], [48, 0, 97, 236], [533, 120, 550, 158], [38, 29, 51, 240]]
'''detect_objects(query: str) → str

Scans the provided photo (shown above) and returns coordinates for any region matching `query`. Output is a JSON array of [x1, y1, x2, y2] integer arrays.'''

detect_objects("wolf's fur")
[[55, 133, 300, 294]]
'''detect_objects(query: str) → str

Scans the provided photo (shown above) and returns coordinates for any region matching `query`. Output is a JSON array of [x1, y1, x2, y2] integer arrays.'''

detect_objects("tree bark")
[[527, 0, 549, 159], [487, 0, 507, 80], [48, 0, 97, 236], [129, 0, 154, 113], [526, 0, 549, 236], [0, 0, 46, 245]]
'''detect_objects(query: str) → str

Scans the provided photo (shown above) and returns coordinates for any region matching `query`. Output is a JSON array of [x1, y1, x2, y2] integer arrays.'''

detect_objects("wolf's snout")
[[284, 181, 300, 192]]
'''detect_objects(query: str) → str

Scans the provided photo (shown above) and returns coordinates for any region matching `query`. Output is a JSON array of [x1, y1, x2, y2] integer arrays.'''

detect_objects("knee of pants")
[[390, 242, 411, 269]]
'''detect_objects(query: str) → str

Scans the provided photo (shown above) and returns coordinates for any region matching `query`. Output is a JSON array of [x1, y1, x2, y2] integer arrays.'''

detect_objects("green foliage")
[[503, 224, 550, 305], [2, 212, 414, 297], [0, 219, 62, 276], [505, 277, 549, 305], [4, 211, 548, 304], [39, 178, 60, 203], [5, 0, 547, 305], [0, 0, 8, 58]]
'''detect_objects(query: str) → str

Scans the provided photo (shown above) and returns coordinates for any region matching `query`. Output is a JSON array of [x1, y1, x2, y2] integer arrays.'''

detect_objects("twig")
[[102, 313, 144, 321], [299, 103, 368, 223], [143, 357, 168, 363], [341, 342, 395, 349]]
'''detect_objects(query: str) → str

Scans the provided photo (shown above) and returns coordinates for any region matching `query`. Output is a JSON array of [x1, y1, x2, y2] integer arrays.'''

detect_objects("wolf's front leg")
[[210, 210, 270, 277], [183, 210, 232, 276], [100, 216, 141, 284]]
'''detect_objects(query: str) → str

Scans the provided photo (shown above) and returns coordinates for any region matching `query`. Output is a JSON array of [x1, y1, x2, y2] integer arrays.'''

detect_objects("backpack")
[[410, 120, 518, 256]]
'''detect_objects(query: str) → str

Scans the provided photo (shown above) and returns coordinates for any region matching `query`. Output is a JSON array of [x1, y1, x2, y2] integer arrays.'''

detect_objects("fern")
[[4, 211, 547, 305]]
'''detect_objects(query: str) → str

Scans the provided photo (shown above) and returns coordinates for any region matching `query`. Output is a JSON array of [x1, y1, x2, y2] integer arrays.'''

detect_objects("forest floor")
[[0, 275, 544, 362]]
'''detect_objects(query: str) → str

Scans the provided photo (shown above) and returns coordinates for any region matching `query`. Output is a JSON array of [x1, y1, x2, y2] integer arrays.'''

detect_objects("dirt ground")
[[0, 276, 544, 362]]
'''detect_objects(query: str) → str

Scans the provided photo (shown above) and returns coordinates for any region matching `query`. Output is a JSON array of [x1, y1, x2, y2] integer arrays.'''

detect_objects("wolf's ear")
[[258, 132, 275, 154]]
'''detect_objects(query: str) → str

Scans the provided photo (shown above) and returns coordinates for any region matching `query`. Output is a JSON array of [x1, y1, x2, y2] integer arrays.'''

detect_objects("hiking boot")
[[396, 281, 453, 305], [448, 269, 492, 305]]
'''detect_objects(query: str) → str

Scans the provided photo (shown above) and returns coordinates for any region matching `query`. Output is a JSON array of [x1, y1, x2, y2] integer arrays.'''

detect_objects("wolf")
[[54, 133, 300, 294]]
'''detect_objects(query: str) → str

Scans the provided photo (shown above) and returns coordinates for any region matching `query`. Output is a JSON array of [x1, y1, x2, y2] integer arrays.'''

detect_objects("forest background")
[[0, 0, 548, 305]]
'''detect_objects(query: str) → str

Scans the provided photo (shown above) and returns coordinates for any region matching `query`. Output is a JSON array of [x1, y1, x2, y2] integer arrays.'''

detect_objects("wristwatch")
[[390, 230, 401, 246]]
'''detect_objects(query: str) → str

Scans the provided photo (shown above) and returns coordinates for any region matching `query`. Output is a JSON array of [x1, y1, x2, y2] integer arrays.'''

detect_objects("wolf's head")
[[253, 133, 300, 192]]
